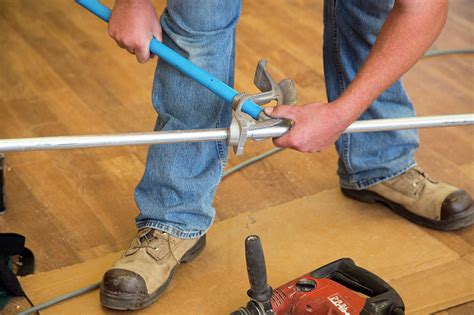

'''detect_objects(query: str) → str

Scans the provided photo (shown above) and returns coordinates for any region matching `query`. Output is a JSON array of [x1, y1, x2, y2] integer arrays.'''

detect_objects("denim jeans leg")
[[323, 0, 419, 190], [134, 0, 241, 239]]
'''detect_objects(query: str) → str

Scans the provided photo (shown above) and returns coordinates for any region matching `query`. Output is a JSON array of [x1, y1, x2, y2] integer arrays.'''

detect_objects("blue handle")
[[75, 0, 263, 119]]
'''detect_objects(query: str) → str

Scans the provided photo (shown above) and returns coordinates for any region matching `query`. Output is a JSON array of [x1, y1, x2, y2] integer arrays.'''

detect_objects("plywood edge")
[[20, 252, 119, 300], [393, 258, 474, 314], [19, 188, 467, 314]]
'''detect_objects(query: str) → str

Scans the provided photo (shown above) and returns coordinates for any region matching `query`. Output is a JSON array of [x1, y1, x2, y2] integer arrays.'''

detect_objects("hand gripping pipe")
[[0, 114, 472, 153], [75, 0, 263, 119]]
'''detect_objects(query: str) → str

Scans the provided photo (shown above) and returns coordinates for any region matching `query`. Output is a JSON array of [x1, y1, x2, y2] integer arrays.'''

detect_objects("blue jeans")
[[135, 0, 418, 238], [324, 0, 418, 190]]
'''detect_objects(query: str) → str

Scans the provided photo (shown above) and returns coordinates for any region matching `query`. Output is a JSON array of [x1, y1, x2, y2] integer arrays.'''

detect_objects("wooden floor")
[[0, 0, 472, 313]]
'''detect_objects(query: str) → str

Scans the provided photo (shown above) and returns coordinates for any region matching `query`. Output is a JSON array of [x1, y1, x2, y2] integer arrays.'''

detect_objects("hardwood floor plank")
[[0, 1, 472, 312]]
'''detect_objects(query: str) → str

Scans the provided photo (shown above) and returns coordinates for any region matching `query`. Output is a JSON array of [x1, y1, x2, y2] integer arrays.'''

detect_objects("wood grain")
[[0, 0, 472, 313], [18, 189, 474, 314]]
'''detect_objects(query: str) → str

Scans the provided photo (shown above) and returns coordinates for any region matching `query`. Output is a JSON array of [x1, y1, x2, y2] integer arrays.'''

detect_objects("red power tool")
[[231, 235, 405, 315]]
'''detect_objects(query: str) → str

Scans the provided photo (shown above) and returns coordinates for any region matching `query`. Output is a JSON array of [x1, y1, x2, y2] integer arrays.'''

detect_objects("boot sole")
[[341, 188, 474, 231], [100, 234, 206, 310]]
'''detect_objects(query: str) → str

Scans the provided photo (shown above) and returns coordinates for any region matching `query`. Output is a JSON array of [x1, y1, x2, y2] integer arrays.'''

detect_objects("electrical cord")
[[16, 48, 474, 315], [22, 293, 40, 315], [223, 147, 284, 178], [16, 283, 99, 315], [423, 48, 474, 58]]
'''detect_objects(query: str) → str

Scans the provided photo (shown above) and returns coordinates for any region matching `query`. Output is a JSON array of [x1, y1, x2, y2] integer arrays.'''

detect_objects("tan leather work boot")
[[100, 228, 206, 310], [341, 167, 473, 231]]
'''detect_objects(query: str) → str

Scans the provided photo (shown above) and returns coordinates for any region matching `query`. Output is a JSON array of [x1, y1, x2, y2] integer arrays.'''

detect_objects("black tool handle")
[[245, 235, 272, 303], [311, 258, 405, 315]]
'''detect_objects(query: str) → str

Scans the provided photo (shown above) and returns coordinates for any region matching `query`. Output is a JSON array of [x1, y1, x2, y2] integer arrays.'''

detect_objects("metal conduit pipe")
[[0, 114, 472, 153]]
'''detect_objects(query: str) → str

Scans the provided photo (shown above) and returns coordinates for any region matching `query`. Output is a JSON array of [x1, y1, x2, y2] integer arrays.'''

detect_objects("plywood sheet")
[[20, 189, 472, 314], [392, 259, 474, 314]]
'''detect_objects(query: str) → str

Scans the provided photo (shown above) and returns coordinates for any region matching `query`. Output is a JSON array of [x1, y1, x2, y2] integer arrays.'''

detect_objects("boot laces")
[[134, 228, 166, 251], [134, 228, 179, 263], [407, 167, 435, 195]]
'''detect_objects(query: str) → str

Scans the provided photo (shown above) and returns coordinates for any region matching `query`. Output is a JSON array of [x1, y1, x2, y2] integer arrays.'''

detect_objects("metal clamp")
[[229, 60, 297, 155], [230, 94, 255, 155]]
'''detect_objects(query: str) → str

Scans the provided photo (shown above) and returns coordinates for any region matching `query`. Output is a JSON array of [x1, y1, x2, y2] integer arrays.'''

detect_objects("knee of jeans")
[[165, 0, 241, 36]]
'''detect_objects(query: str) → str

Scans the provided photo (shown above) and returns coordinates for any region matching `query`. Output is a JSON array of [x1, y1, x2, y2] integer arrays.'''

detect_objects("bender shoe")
[[100, 227, 206, 310], [341, 167, 473, 231]]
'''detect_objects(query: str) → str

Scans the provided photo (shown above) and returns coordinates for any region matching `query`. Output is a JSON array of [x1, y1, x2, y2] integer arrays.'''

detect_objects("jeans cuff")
[[136, 220, 212, 239], [339, 162, 417, 190]]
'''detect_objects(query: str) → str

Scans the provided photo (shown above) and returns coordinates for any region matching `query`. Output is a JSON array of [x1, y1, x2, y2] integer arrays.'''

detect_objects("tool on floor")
[[0, 233, 35, 311], [232, 235, 405, 315], [0, 0, 471, 311]]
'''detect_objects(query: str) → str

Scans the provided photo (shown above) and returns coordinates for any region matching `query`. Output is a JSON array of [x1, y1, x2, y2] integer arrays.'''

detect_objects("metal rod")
[[345, 114, 474, 133], [0, 129, 229, 153], [0, 114, 472, 153]]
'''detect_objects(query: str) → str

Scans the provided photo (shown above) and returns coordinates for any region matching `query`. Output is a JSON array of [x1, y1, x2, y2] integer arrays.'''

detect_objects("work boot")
[[341, 167, 474, 231], [100, 227, 206, 310]]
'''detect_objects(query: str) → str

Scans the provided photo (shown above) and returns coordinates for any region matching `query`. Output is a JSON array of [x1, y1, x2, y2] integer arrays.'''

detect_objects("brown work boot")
[[341, 167, 474, 231], [100, 228, 206, 310]]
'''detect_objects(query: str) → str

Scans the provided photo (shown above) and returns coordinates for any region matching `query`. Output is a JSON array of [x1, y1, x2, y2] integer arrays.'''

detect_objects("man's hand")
[[267, 0, 448, 154], [109, 0, 162, 64], [264, 102, 350, 153]]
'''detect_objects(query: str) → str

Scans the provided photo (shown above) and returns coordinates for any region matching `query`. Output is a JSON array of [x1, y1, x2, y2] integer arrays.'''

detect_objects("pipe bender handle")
[[75, 0, 263, 119]]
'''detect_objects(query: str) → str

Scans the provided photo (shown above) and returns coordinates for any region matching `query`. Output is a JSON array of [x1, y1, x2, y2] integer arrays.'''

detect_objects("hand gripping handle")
[[75, 0, 263, 119]]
